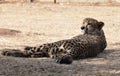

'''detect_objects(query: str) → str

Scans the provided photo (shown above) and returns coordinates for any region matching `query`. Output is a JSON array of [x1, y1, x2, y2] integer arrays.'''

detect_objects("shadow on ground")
[[0, 48, 119, 76]]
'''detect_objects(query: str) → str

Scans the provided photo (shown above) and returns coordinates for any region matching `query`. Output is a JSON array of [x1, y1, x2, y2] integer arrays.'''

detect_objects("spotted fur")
[[2, 18, 107, 64]]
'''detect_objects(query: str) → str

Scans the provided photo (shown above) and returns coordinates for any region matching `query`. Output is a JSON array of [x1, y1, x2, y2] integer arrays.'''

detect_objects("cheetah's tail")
[[1, 49, 28, 57]]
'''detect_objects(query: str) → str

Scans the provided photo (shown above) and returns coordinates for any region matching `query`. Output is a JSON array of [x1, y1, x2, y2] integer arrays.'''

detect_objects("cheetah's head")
[[81, 18, 104, 35]]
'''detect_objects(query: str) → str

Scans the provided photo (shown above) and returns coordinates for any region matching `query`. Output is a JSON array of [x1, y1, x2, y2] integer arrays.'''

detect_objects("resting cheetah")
[[2, 18, 107, 64]]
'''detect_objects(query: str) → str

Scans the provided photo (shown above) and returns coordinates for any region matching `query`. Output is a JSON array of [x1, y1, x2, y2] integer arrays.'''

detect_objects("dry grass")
[[0, 3, 120, 76]]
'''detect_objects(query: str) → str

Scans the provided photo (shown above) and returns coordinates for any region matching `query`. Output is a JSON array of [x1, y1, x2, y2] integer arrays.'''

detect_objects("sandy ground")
[[0, 3, 120, 76]]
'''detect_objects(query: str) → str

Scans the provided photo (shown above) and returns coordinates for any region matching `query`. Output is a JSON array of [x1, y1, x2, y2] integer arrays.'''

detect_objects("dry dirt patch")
[[0, 28, 21, 37]]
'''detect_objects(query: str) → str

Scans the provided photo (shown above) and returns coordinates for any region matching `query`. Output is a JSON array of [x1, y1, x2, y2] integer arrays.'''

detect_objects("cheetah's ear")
[[98, 21, 104, 30]]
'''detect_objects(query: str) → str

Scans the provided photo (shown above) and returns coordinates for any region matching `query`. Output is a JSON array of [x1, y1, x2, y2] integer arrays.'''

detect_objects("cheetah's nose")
[[81, 26, 85, 30]]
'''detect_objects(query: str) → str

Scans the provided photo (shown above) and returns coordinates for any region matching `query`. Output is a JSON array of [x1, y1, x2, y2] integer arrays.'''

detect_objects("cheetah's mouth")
[[81, 30, 85, 34]]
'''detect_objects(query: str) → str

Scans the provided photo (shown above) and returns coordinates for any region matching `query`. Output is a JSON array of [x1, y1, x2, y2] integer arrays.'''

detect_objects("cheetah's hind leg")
[[53, 47, 73, 64], [55, 55, 73, 64]]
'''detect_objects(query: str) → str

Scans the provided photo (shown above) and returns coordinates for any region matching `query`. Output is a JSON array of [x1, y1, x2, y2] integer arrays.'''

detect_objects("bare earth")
[[0, 3, 120, 76]]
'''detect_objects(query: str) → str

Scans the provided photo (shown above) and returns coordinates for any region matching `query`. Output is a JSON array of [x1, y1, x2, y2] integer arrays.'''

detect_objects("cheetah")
[[1, 18, 107, 64]]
